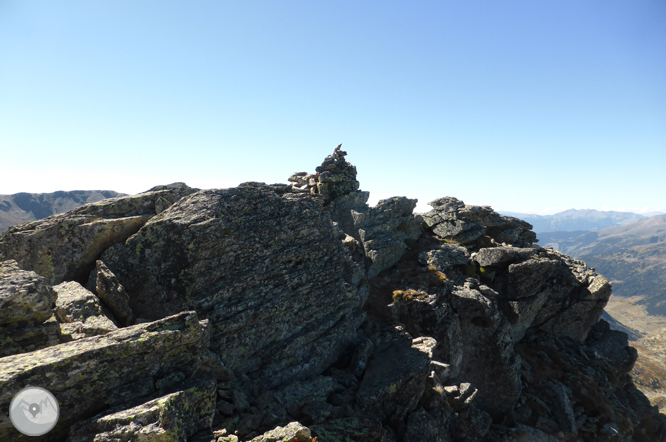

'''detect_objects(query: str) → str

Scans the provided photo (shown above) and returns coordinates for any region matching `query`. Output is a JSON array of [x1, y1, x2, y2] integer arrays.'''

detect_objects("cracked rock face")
[[100, 183, 365, 388], [354, 197, 422, 279]]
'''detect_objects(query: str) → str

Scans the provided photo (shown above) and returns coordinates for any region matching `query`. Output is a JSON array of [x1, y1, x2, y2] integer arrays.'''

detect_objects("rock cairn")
[[289, 144, 360, 205]]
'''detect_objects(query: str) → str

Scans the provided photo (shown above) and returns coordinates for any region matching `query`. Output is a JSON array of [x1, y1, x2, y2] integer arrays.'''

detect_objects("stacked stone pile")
[[0, 146, 664, 441]]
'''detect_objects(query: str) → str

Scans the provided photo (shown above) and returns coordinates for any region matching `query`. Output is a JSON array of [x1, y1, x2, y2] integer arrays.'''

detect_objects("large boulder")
[[100, 183, 365, 388], [529, 249, 612, 341], [390, 291, 463, 379], [249, 421, 312, 442], [0, 311, 208, 442], [0, 259, 56, 326], [0, 183, 197, 285], [0, 260, 59, 357]]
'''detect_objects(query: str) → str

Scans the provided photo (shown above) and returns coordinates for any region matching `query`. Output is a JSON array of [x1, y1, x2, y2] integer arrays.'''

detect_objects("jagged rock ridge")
[[0, 146, 664, 442]]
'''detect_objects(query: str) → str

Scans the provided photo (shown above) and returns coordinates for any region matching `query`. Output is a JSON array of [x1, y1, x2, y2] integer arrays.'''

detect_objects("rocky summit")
[[0, 146, 664, 442]]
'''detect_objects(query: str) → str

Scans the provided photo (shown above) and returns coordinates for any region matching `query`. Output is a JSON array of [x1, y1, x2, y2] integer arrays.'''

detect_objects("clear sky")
[[1, 1, 664, 215]]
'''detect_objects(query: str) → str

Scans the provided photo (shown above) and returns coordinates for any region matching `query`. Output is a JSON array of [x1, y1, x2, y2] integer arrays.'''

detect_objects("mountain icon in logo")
[[9, 386, 60, 436]]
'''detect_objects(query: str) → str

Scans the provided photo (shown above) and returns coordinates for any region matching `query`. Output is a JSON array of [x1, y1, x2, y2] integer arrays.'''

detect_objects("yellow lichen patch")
[[392, 290, 404, 302], [392, 289, 427, 302]]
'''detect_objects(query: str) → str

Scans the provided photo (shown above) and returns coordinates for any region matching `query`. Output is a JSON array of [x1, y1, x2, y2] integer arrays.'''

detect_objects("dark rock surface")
[[89, 260, 135, 326], [0, 146, 664, 442], [99, 182, 365, 389]]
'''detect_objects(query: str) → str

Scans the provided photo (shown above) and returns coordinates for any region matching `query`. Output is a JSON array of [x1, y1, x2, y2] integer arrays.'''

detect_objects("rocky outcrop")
[[0, 183, 197, 285], [99, 182, 365, 389], [352, 197, 422, 279], [422, 196, 537, 247], [0, 147, 664, 442]]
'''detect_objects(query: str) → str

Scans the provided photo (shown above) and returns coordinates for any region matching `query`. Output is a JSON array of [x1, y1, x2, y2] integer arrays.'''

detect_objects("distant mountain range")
[[500, 208, 658, 234], [0, 190, 126, 233]]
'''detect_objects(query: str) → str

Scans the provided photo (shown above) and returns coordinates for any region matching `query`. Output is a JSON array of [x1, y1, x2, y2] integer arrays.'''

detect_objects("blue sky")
[[1, 1, 664, 215]]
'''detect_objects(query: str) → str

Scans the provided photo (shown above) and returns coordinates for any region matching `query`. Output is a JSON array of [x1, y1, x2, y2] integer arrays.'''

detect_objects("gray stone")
[[422, 197, 536, 247], [391, 291, 463, 379], [53, 281, 118, 334], [274, 376, 336, 415], [101, 183, 365, 388], [356, 337, 435, 425], [472, 246, 536, 268], [418, 243, 470, 270], [0, 320, 59, 357], [350, 338, 375, 378], [404, 408, 450, 442], [249, 421, 311, 442], [542, 379, 577, 434], [531, 249, 612, 341], [450, 283, 522, 420], [91, 260, 136, 326], [326, 190, 370, 239], [586, 320, 638, 375], [354, 196, 422, 278], [0, 259, 56, 326]]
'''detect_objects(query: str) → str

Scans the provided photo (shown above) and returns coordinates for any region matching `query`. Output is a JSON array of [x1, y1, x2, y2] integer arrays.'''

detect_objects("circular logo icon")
[[9, 386, 60, 436]]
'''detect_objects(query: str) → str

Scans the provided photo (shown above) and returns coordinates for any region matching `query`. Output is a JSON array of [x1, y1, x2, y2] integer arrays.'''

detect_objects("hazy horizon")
[[2, 1, 664, 216]]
